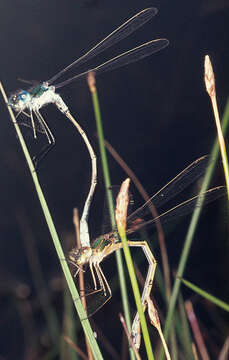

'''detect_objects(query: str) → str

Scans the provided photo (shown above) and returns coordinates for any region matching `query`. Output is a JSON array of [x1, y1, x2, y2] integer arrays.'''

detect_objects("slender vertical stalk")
[[73, 208, 93, 360], [116, 178, 155, 359], [185, 301, 210, 360], [87, 73, 135, 360], [204, 55, 229, 198], [159, 98, 229, 360]]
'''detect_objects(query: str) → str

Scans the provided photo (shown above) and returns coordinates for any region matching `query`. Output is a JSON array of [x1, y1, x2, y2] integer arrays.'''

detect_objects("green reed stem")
[[88, 74, 135, 360], [159, 97, 229, 360], [118, 224, 155, 360]]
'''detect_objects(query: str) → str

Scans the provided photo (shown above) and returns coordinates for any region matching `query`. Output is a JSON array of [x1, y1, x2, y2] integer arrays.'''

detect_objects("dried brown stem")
[[119, 313, 142, 360], [73, 208, 93, 360], [185, 300, 210, 360]]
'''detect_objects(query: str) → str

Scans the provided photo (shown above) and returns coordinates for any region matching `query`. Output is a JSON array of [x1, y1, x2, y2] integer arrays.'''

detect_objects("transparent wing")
[[127, 156, 210, 223], [127, 186, 226, 235], [47, 8, 158, 85], [54, 38, 168, 89], [69, 262, 111, 317], [84, 271, 111, 318]]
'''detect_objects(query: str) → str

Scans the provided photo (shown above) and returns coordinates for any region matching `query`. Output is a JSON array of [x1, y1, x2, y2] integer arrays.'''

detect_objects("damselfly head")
[[69, 246, 92, 266], [8, 90, 31, 111]]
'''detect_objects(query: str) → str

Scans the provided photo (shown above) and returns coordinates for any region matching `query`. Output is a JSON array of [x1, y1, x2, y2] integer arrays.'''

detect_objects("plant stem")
[[88, 73, 135, 359]]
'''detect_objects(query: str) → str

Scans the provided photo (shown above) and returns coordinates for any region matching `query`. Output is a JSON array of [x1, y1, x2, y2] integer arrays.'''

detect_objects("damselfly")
[[68, 155, 225, 349], [8, 7, 168, 161]]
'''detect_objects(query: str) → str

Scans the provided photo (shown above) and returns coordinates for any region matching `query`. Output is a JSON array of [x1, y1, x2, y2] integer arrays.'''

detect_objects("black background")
[[0, 1, 229, 359]]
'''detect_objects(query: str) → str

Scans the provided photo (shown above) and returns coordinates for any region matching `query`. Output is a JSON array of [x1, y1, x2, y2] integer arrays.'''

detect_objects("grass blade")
[[181, 278, 229, 312]]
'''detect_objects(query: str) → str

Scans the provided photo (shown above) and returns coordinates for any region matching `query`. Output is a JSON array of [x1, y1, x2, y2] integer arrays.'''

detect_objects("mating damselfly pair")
[[6, 7, 225, 351], [8, 7, 169, 268]]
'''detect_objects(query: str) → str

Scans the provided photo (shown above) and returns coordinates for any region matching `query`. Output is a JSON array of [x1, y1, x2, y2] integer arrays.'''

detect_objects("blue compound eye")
[[18, 91, 28, 100], [8, 90, 30, 108]]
